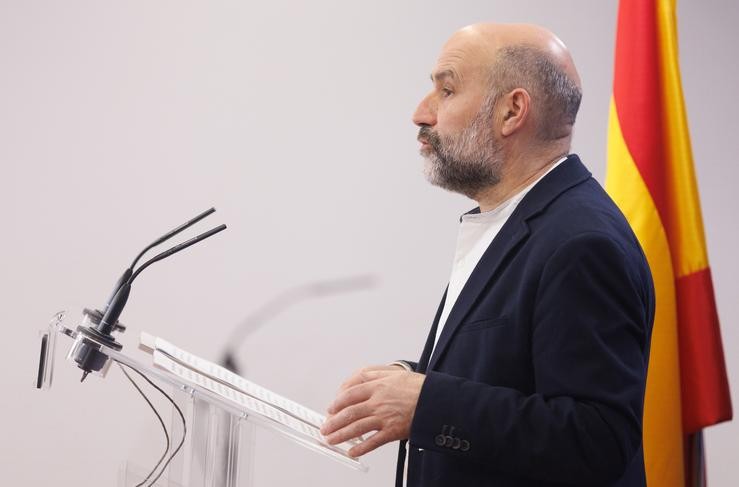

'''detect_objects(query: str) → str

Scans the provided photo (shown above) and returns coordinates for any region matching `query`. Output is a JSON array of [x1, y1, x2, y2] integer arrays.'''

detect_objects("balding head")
[[451, 23, 581, 87]]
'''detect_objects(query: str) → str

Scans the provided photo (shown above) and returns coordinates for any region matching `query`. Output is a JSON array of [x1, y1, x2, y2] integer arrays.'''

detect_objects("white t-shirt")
[[430, 157, 567, 356]]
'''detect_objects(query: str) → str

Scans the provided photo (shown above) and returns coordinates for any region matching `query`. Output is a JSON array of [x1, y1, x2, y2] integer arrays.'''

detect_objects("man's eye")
[[441, 88, 453, 98]]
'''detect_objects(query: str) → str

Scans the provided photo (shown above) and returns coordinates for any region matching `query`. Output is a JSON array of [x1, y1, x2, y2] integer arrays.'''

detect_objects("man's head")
[[413, 23, 582, 200]]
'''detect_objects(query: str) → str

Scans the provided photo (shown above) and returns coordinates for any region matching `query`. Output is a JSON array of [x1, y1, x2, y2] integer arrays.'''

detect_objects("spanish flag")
[[606, 0, 733, 485]]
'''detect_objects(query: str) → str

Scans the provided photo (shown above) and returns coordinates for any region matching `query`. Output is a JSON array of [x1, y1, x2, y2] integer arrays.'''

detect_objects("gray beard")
[[420, 100, 503, 199]]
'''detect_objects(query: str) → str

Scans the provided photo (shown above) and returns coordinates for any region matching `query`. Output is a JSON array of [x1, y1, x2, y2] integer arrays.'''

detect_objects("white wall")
[[1, 1, 736, 485]]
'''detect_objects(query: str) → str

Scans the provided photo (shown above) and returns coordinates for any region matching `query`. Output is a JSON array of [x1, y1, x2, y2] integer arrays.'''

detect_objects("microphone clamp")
[[71, 308, 127, 381]]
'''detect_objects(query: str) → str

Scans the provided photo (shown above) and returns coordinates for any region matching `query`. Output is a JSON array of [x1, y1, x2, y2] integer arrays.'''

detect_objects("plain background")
[[1, 1, 736, 485]]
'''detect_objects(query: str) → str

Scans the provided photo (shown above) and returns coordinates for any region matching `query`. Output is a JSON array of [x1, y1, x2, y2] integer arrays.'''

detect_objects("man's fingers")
[[338, 366, 394, 391], [338, 367, 380, 391], [338, 374, 364, 392], [327, 382, 373, 415], [348, 430, 393, 458], [321, 401, 372, 436], [324, 416, 380, 446]]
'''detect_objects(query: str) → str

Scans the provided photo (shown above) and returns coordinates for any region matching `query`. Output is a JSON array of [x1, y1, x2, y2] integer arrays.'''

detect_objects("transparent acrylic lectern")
[[37, 310, 366, 487]]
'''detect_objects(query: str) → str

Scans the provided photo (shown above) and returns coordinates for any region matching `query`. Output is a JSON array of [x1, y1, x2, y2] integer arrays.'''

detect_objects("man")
[[321, 23, 654, 487]]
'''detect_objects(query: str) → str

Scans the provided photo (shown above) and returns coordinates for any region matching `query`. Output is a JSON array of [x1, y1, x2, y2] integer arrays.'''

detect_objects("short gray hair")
[[488, 45, 582, 141]]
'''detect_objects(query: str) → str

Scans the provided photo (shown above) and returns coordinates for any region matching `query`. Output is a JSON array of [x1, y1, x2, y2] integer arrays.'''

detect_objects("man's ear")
[[499, 88, 531, 137]]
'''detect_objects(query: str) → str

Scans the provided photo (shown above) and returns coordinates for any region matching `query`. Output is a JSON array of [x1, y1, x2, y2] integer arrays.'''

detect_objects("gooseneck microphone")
[[100, 207, 217, 318], [72, 208, 226, 381]]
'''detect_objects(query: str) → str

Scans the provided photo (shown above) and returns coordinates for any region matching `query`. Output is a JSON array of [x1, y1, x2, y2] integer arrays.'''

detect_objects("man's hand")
[[321, 365, 426, 457]]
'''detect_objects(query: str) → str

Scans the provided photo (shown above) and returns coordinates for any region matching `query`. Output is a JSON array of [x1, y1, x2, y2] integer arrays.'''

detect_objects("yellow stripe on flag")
[[656, 0, 710, 277], [606, 98, 685, 486]]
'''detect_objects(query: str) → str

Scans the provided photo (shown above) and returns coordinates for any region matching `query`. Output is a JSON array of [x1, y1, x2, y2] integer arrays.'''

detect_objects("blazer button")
[[444, 435, 454, 448], [452, 438, 461, 450], [434, 434, 445, 446], [460, 440, 470, 452]]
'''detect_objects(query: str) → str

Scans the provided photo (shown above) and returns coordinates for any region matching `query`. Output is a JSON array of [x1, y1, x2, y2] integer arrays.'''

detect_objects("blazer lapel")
[[417, 287, 447, 373], [427, 219, 529, 370], [426, 155, 591, 371]]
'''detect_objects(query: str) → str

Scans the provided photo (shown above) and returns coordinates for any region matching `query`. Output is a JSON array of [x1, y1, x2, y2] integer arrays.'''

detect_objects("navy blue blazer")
[[401, 155, 654, 487]]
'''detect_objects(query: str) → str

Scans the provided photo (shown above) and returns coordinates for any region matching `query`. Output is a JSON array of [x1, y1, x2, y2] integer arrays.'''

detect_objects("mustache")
[[418, 126, 442, 150]]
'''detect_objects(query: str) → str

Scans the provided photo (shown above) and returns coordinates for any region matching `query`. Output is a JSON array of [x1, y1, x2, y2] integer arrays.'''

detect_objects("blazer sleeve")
[[408, 232, 653, 485]]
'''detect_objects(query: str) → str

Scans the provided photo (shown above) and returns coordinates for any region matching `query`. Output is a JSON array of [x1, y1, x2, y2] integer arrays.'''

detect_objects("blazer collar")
[[427, 154, 591, 371]]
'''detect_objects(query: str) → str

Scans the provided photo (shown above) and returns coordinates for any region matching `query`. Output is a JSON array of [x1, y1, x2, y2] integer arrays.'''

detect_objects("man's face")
[[413, 35, 503, 198]]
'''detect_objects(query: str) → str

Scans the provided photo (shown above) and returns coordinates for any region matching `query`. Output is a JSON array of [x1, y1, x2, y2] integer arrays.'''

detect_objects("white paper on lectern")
[[139, 332, 362, 463]]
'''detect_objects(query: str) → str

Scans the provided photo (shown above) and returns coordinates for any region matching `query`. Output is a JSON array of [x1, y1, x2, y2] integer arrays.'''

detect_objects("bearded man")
[[321, 23, 654, 487]]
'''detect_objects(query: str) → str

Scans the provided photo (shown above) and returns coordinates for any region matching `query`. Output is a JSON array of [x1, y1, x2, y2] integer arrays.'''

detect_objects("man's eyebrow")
[[430, 69, 457, 83]]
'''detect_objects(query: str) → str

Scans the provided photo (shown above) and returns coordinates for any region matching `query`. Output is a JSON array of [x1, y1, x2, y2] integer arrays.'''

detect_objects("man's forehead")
[[432, 38, 492, 83], [431, 60, 487, 85]]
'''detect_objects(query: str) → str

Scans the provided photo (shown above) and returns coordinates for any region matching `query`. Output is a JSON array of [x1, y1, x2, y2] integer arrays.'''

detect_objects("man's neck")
[[475, 151, 569, 212]]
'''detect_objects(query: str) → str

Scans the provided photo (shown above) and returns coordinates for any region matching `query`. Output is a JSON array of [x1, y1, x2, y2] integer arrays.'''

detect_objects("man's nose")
[[413, 93, 436, 127]]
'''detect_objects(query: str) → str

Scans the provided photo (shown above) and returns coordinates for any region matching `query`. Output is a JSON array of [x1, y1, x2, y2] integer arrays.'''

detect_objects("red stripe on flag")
[[613, 0, 668, 218], [676, 267, 733, 433]]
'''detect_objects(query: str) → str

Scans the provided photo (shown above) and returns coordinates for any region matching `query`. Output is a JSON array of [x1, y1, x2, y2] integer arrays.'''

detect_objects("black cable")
[[117, 363, 170, 487], [118, 362, 187, 487]]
